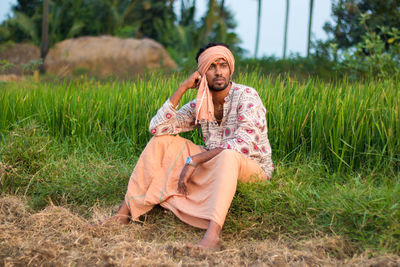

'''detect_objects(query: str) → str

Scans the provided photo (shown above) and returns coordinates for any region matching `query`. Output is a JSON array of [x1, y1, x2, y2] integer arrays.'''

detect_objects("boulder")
[[44, 36, 178, 76], [0, 43, 40, 75], [0, 74, 24, 82]]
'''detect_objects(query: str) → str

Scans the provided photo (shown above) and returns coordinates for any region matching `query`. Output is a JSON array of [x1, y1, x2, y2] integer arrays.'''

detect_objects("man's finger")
[[177, 179, 185, 194], [178, 184, 186, 195], [177, 181, 182, 193], [183, 185, 187, 196]]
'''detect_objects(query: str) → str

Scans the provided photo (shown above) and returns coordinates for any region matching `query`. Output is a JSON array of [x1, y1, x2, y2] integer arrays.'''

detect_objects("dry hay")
[[0, 43, 40, 75], [44, 36, 178, 77], [1, 196, 399, 266]]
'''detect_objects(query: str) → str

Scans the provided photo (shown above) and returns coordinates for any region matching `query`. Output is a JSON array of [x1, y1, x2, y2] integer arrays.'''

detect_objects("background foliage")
[[324, 0, 400, 50], [0, 0, 242, 67], [1, 0, 400, 79]]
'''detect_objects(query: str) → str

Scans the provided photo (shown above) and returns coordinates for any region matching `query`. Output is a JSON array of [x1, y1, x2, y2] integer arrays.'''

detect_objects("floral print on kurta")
[[149, 82, 274, 178]]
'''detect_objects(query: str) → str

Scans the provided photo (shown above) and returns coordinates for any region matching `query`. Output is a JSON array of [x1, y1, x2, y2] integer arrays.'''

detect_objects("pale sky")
[[0, 0, 333, 58]]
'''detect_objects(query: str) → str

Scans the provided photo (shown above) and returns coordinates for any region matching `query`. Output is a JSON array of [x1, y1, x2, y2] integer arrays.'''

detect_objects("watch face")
[[185, 157, 191, 164]]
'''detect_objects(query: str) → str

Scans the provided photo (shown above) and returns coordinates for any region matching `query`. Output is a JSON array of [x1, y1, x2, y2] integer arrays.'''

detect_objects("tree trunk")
[[254, 0, 261, 58], [334, 0, 343, 62], [283, 0, 289, 59], [307, 0, 314, 57], [40, 0, 49, 73], [168, 0, 175, 10], [204, 0, 216, 41]]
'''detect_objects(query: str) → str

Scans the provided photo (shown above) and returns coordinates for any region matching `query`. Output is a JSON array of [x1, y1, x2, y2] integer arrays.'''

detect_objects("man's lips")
[[214, 78, 225, 83]]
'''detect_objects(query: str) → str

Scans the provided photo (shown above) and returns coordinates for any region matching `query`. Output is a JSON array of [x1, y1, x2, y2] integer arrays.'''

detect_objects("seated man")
[[106, 43, 274, 250]]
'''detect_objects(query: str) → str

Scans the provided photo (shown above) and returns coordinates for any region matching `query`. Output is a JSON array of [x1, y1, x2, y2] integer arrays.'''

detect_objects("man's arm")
[[177, 148, 223, 195], [191, 148, 223, 165], [149, 71, 202, 136]]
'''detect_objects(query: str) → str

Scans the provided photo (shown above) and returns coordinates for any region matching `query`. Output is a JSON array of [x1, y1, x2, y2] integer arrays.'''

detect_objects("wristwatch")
[[185, 156, 198, 167]]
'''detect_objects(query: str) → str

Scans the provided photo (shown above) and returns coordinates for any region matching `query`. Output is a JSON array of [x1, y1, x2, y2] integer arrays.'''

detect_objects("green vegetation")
[[339, 15, 400, 79], [1, 73, 399, 253], [2, 1, 400, 79], [324, 0, 400, 50], [0, 0, 242, 64], [1, 73, 398, 171]]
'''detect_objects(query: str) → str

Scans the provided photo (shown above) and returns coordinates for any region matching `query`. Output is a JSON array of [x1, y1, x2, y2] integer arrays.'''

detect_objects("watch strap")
[[186, 156, 198, 167]]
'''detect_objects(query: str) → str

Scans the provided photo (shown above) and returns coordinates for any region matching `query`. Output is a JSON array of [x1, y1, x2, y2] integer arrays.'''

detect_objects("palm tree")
[[203, 0, 217, 41], [254, 0, 262, 58], [107, 0, 141, 33], [283, 0, 289, 59], [333, 0, 343, 62], [40, 0, 49, 73], [307, 0, 314, 57], [201, 0, 229, 44], [8, 12, 40, 45], [220, 0, 225, 16]]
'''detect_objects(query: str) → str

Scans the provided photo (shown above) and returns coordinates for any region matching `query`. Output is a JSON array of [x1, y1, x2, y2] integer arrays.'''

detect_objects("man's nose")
[[215, 65, 222, 75]]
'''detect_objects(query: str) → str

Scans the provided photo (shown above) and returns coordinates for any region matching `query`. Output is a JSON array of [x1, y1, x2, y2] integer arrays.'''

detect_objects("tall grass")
[[1, 73, 398, 172]]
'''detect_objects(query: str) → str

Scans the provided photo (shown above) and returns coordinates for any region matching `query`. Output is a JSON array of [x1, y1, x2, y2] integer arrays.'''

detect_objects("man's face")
[[206, 58, 231, 91]]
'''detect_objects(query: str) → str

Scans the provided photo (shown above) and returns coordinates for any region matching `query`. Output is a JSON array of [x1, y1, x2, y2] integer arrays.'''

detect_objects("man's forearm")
[[170, 71, 201, 108], [191, 148, 223, 166], [169, 84, 189, 108]]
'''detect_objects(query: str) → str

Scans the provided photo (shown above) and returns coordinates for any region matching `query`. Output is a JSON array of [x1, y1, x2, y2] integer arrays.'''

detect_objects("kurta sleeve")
[[149, 99, 199, 136]]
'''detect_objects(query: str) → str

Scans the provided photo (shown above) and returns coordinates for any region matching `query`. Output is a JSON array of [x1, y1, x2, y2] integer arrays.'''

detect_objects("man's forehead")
[[211, 58, 227, 64]]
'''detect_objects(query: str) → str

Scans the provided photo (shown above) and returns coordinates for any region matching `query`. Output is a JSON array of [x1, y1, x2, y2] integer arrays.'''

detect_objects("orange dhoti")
[[125, 135, 266, 229]]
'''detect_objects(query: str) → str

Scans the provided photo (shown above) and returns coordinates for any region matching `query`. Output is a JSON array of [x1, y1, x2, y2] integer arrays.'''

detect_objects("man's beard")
[[209, 79, 229, 91]]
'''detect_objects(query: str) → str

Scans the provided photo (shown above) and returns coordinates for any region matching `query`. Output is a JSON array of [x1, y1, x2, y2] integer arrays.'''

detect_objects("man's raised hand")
[[169, 71, 202, 114], [182, 71, 202, 90]]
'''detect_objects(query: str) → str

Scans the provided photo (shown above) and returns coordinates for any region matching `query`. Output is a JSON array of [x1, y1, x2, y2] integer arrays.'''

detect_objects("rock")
[[0, 43, 40, 75], [44, 36, 178, 77], [0, 74, 24, 82]]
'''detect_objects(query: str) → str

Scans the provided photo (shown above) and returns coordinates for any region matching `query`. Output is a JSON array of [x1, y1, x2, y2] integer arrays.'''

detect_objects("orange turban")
[[195, 46, 235, 123]]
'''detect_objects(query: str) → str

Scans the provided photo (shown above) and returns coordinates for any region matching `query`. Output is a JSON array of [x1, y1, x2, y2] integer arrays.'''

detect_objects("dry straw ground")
[[1, 195, 399, 266]]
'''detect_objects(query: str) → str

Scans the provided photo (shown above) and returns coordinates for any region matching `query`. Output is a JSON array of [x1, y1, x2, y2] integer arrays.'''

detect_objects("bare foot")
[[88, 200, 132, 228], [185, 243, 221, 252], [185, 220, 221, 251], [88, 214, 130, 228], [186, 236, 221, 251], [103, 214, 130, 225]]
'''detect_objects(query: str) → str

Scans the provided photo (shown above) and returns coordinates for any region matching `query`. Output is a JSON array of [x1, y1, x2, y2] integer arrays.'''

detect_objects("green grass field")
[[0, 73, 399, 253]]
